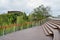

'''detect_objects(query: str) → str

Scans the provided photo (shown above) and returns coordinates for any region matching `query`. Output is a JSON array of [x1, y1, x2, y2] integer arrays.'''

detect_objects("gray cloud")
[[0, 0, 60, 16]]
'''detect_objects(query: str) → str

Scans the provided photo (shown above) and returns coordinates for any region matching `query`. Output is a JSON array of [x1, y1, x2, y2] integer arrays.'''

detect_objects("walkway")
[[0, 26, 52, 40]]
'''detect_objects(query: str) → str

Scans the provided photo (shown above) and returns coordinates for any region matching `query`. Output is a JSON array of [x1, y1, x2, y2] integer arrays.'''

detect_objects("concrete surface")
[[0, 26, 52, 40]]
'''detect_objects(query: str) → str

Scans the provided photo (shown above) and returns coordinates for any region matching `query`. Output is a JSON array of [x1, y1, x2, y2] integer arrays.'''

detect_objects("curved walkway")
[[0, 26, 52, 40]]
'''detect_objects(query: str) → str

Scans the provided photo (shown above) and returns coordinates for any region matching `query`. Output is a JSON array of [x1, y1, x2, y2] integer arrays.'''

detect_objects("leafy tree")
[[30, 5, 51, 21]]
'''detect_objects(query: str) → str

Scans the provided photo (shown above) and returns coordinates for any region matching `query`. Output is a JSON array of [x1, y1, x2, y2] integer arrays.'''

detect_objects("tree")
[[30, 5, 51, 21]]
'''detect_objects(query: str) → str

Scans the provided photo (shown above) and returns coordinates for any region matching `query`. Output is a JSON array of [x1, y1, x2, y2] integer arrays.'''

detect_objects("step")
[[42, 24, 50, 36], [44, 24, 53, 35], [51, 21, 60, 25], [47, 22, 57, 29], [45, 23, 53, 34], [49, 22, 60, 29]]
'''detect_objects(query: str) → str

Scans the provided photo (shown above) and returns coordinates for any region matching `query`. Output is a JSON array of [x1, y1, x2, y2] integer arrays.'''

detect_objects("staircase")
[[42, 20, 60, 40]]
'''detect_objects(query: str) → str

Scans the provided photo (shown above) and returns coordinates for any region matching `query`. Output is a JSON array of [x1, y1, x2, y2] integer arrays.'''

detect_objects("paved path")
[[0, 26, 52, 40]]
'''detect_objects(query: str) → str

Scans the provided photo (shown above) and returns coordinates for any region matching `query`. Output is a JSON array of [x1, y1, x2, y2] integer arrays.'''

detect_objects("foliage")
[[29, 5, 51, 22], [0, 5, 51, 36]]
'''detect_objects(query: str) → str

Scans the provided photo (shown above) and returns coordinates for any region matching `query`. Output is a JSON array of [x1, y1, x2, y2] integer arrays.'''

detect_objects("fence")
[[0, 18, 47, 36]]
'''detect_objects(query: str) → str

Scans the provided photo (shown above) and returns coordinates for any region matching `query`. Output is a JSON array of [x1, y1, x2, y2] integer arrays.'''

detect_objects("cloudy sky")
[[0, 0, 60, 16]]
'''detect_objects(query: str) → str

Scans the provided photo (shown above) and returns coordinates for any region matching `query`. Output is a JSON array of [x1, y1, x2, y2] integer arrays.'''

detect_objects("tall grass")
[[0, 19, 47, 36]]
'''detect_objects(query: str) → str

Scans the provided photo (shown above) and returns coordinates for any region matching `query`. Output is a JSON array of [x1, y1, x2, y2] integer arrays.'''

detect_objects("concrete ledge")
[[42, 25, 50, 36], [47, 22, 57, 29], [44, 24, 53, 35], [49, 22, 60, 29]]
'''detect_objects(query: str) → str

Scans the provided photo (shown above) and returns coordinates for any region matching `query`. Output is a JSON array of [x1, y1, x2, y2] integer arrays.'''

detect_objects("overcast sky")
[[0, 0, 60, 16]]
